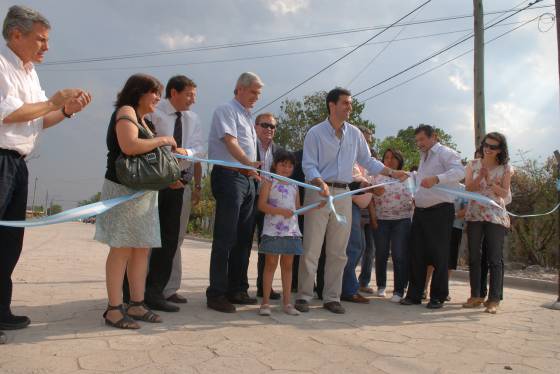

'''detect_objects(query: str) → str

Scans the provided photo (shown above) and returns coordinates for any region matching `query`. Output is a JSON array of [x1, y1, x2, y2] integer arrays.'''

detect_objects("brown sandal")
[[103, 304, 140, 329], [127, 301, 162, 323]]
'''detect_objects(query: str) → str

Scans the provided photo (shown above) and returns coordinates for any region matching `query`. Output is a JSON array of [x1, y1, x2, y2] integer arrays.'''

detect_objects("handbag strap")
[[116, 115, 154, 139]]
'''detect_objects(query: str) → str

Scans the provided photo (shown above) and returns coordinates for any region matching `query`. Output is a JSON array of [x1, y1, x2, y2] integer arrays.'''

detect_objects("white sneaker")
[[283, 304, 300, 316], [377, 288, 386, 297], [259, 304, 271, 316], [390, 294, 402, 303]]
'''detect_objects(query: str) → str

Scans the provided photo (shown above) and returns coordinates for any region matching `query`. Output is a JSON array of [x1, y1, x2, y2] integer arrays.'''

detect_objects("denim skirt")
[[259, 235, 303, 255]]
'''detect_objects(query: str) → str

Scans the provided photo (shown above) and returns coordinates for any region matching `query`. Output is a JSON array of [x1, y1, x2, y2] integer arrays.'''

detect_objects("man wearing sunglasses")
[[251, 113, 282, 300]]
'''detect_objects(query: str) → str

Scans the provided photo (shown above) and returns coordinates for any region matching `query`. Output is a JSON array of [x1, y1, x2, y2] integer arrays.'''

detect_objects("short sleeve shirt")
[[207, 98, 256, 163]]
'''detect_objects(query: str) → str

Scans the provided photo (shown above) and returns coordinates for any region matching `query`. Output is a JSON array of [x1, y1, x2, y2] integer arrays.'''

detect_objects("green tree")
[[376, 125, 459, 170], [508, 154, 558, 267], [78, 192, 101, 207], [275, 91, 375, 151], [48, 204, 63, 215]]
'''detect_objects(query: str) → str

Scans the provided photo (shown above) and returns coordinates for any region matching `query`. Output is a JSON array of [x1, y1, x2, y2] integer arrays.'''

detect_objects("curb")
[[183, 235, 558, 295], [451, 269, 557, 295]]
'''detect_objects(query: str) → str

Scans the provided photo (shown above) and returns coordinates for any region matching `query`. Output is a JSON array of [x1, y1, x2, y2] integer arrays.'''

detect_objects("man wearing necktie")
[[144, 76, 204, 312]]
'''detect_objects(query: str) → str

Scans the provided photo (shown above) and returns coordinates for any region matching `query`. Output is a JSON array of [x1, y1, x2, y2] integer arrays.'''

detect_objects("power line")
[[346, 9, 423, 88], [254, 0, 433, 112], [359, 15, 540, 102], [41, 3, 553, 67], [39, 21, 525, 73], [353, 0, 543, 98]]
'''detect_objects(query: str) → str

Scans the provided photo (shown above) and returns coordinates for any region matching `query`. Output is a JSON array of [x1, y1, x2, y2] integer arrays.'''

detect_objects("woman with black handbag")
[[94, 74, 182, 329]]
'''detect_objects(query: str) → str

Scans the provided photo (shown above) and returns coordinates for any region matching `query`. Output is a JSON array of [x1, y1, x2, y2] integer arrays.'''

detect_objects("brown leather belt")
[[325, 181, 349, 189], [217, 165, 253, 177]]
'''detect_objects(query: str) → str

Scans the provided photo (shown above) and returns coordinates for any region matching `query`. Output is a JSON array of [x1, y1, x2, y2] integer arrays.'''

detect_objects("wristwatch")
[[61, 107, 74, 118]]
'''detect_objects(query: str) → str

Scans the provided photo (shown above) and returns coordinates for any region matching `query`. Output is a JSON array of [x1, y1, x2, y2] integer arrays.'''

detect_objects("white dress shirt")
[[148, 99, 206, 173], [257, 139, 273, 173], [0, 44, 48, 156], [414, 142, 465, 208]]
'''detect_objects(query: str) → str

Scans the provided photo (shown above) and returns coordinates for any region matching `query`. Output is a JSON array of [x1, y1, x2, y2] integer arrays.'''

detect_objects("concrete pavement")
[[1, 222, 559, 373]]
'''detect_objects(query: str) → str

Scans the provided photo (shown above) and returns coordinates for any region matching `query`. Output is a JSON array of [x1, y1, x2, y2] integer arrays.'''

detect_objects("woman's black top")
[[104, 109, 155, 184]]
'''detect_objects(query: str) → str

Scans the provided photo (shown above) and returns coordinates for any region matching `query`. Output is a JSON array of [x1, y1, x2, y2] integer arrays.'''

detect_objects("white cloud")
[[159, 32, 206, 49], [267, 0, 309, 15], [448, 73, 470, 91], [487, 101, 536, 136]]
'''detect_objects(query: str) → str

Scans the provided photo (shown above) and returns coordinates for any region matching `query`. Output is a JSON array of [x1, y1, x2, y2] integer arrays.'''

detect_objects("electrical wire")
[[359, 15, 539, 102], [353, 0, 543, 98], [41, 3, 553, 67], [254, 0, 433, 112], [38, 21, 525, 73]]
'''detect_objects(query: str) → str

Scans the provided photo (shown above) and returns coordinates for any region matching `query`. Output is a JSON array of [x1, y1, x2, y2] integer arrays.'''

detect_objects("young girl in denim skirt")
[[258, 150, 303, 316]]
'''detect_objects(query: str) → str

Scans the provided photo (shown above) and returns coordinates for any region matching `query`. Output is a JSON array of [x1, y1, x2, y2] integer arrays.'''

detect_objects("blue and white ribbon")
[[433, 185, 560, 218], [293, 181, 399, 222], [3, 153, 556, 228], [175, 154, 322, 192], [0, 191, 145, 228]]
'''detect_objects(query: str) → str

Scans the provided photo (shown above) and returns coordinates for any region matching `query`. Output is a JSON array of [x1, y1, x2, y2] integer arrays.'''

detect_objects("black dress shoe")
[[227, 292, 258, 305], [207, 296, 236, 313], [145, 297, 180, 312], [166, 293, 188, 304], [0, 313, 31, 330], [427, 299, 444, 309], [323, 301, 346, 314], [257, 289, 281, 300], [400, 297, 421, 306], [294, 299, 309, 313]]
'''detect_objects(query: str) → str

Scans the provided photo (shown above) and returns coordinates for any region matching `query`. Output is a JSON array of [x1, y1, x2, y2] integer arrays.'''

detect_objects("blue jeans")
[[373, 218, 411, 296], [206, 166, 256, 299], [358, 223, 375, 287], [341, 204, 365, 297]]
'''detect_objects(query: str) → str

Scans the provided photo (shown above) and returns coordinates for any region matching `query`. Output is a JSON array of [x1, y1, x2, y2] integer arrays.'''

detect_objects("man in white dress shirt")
[[0, 5, 91, 333], [143, 75, 204, 312], [400, 124, 465, 309]]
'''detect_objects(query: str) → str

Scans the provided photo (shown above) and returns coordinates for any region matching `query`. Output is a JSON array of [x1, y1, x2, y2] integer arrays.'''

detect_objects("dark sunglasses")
[[483, 142, 500, 150], [258, 122, 276, 130]]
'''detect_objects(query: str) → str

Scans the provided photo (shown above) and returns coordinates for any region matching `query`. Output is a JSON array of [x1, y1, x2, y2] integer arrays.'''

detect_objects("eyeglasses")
[[483, 142, 500, 150], [258, 122, 276, 130]]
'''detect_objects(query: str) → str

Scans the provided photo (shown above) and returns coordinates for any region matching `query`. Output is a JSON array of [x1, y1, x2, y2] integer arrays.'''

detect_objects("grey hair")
[[2, 5, 50, 41], [234, 72, 264, 95]]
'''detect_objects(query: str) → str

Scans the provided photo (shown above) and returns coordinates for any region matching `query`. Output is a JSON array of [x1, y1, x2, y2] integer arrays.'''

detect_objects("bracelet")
[[61, 107, 74, 118]]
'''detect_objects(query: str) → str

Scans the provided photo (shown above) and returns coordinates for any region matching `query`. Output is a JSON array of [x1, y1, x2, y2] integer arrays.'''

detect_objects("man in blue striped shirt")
[[296, 87, 407, 314]]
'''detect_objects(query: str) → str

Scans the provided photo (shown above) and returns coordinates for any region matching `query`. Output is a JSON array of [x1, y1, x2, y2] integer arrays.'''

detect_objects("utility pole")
[[550, 0, 560, 310], [473, 0, 486, 149], [31, 177, 38, 216], [554, 150, 560, 308], [44, 190, 48, 216]]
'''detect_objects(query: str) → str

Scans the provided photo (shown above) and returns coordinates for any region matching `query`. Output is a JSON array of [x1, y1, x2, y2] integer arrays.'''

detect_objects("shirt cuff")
[[365, 158, 385, 176], [0, 95, 24, 121], [436, 173, 449, 184], [303, 168, 321, 182]]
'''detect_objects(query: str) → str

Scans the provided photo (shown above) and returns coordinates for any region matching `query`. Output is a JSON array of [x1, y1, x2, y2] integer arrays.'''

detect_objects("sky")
[[0, 0, 557, 209]]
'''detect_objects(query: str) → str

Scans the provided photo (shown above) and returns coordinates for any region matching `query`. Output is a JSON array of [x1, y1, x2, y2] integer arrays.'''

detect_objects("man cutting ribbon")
[[294, 87, 408, 315]]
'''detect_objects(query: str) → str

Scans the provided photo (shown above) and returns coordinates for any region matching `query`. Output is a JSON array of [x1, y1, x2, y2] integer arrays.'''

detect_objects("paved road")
[[1, 223, 559, 373]]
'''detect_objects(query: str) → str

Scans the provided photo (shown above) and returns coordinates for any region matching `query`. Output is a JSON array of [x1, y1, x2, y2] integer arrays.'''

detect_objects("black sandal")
[[127, 301, 162, 323], [103, 304, 140, 329]]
